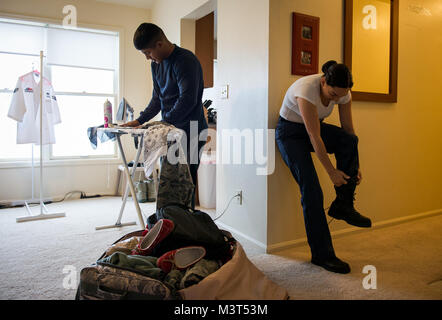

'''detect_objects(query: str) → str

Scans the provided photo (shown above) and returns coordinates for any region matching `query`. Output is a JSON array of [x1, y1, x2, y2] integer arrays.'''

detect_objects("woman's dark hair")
[[321, 60, 354, 89], [133, 23, 165, 50]]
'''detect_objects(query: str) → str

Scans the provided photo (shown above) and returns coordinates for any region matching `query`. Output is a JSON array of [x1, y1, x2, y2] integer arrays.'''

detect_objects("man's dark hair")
[[133, 23, 165, 50], [321, 60, 354, 89]]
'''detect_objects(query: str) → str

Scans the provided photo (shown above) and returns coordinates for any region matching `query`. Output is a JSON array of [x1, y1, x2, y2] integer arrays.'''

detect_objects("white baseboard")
[[10, 197, 54, 206], [267, 208, 442, 254], [216, 221, 267, 251], [1, 191, 117, 208]]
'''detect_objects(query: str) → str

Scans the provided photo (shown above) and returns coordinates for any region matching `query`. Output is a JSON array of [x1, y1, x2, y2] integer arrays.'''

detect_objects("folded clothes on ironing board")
[[115, 121, 194, 209], [87, 125, 116, 149], [87, 121, 194, 209]]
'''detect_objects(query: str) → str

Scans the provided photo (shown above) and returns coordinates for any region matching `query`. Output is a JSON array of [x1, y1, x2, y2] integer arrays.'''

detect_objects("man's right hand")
[[329, 168, 350, 187], [120, 120, 141, 128]]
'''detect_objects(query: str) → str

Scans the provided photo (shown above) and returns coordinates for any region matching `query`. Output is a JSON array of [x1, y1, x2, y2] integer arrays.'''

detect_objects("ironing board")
[[95, 127, 148, 230]]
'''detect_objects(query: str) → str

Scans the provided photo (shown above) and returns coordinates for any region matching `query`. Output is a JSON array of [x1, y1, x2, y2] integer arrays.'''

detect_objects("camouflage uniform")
[[139, 121, 194, 210]]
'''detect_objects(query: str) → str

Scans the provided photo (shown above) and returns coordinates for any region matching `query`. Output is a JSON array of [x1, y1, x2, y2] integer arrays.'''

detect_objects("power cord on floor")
[[0, 190, 106, 210], [50, 190, 85, 203], [213, 193, 241, 221]]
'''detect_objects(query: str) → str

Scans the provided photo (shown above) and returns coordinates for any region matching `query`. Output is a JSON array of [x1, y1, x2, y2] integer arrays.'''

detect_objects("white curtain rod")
[[0, 50, 46, 58]]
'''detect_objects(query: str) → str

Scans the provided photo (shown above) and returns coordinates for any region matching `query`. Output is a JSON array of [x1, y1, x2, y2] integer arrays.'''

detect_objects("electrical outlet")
[[220, 85, 229, 99], [235, 190, 243, 205]]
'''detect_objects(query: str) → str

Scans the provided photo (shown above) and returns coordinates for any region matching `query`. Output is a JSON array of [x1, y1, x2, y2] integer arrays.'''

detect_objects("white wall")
[[215, 0, 269, 249], [0, 0, 152, 202], [151, 0, 210, 42], [151, 0, 270, 249]]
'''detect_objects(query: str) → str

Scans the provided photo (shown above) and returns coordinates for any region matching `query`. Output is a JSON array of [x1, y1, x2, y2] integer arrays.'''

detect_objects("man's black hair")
[[133, 23, 165, 50]]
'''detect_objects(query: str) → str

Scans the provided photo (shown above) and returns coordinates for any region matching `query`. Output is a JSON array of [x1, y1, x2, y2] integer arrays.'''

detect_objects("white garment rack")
[[16, 51, 66, 223]]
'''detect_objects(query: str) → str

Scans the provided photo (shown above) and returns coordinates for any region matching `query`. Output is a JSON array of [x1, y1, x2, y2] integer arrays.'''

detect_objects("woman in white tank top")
[[275, 61, 371, 274]]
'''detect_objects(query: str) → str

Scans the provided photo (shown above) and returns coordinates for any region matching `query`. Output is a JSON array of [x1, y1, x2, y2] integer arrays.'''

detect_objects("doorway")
[[180, 1, 218, 214]]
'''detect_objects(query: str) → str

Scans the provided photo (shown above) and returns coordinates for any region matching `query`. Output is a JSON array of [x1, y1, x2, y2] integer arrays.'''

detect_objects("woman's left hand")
[[356, 169, 362, 185]]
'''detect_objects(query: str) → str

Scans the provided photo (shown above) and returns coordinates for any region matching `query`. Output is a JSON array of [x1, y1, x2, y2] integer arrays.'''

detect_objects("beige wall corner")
[[267, 0, 442, 251]]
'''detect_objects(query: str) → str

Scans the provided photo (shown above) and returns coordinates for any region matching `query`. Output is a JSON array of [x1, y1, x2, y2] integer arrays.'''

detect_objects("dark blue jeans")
[[276, 116, 360, 260]]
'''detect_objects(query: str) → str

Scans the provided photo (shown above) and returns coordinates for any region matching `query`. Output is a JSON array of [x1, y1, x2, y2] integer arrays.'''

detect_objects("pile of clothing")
[[98, 216, 234, 297]]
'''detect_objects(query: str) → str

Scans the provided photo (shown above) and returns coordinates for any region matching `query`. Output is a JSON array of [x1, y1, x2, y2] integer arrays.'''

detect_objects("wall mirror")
[[344, 0, 398, 102]]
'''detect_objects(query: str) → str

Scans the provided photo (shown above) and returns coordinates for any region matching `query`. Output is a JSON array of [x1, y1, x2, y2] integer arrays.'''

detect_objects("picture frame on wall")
[[292, 12, 320, 76], [344, 0, 399, 102]]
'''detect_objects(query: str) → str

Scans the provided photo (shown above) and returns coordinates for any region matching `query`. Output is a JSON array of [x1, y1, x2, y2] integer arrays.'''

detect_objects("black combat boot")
[[328, 177, 372, 228], [311, 256, 351, 274]]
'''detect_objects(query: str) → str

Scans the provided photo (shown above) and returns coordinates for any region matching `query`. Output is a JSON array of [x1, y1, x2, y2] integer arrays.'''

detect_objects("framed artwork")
[[292, 12, 320, 76], [344, 0, 399, 102]]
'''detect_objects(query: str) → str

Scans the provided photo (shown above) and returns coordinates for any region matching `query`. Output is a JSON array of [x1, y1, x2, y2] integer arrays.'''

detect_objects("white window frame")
[[0, 14, 125, 168]]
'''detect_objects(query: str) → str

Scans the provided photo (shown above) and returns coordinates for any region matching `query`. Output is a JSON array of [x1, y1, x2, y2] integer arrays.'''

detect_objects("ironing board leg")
[[117, 135, 144, 226], [95, 133, 144, 231], [116, 134, 145, 228], [115, 169, 122, 196]]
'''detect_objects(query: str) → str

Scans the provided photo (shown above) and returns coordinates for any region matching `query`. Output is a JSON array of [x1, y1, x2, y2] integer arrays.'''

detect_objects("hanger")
[[31, 62, 40, 76]]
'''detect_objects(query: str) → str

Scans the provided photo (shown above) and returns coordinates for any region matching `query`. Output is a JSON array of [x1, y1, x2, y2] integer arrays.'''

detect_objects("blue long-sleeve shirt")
[[137, 45, 208, 136]]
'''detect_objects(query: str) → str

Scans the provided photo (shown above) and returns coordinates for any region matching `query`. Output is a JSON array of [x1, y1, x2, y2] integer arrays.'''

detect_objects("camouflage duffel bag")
[[76, 263, 175, 300]]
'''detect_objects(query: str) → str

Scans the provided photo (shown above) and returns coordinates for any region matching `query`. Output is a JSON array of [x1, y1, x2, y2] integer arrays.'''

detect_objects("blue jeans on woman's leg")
[[275, 116, 360, 261]]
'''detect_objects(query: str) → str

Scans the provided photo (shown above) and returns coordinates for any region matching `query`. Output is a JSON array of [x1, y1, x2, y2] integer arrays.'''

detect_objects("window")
[[0, 18, 120, 162], [50, 66, 116, 158]]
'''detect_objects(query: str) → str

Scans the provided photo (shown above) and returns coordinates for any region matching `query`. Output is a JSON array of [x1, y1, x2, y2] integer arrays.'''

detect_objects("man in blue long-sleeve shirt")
[[122, 23, 208, 209]]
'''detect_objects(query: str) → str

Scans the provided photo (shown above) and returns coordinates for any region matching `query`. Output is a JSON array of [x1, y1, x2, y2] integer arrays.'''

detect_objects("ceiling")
[[95, 0, 155, 10]]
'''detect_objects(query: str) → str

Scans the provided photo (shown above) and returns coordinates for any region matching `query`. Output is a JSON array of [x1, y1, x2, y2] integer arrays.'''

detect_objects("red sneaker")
[[141, 225, 149, 237], [157, 246, 206, 273], [132, 219, 174, 256]]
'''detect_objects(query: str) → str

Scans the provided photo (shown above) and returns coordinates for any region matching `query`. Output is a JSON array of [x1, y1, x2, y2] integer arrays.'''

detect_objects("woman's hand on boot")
[[329, 169, 350, 187]]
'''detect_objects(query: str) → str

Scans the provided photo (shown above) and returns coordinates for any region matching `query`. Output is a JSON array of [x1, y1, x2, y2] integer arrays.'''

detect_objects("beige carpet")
[[250, 214, 442, 300], [0, 196, 440, 300]]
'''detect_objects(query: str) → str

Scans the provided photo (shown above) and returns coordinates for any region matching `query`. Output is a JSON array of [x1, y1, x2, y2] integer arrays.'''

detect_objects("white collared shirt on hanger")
[[8, 71, 61, 145]]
